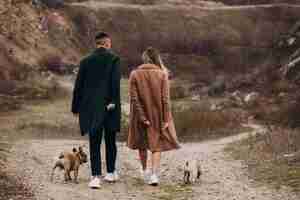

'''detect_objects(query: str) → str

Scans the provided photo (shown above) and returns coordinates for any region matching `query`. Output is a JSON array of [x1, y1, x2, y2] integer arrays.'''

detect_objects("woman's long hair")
[[142, 47, 168, 74]]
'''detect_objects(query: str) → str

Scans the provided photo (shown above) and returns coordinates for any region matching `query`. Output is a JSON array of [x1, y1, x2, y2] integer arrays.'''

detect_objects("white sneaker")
[[140, 169, 151, 183], [104, 173, 115, 182], [88, 177, 101, 189], [113, 171, 120, 181], [148, 174, 159, 186]]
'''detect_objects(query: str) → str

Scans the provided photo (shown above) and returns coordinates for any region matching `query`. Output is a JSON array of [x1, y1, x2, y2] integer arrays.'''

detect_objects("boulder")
[[244, 92, 259, 104], [208, 75, 226, 97]]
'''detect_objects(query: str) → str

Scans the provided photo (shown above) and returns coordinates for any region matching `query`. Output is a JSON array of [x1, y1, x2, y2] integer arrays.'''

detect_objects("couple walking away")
[[71, 32, 180, 189]]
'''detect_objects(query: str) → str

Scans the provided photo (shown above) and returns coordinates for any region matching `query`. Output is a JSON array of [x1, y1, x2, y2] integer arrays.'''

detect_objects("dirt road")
[[4, 124, 299, 200], [1, 77, 298, 200]]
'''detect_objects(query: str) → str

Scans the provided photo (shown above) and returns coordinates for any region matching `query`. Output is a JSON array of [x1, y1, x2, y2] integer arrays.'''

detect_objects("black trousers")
[[89, 125, 117, 176]]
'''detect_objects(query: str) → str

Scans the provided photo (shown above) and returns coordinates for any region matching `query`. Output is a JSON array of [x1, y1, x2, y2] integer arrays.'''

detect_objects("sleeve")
[[71, 60, 85, 114], [162, 73, 170, 124], [129, 72, 147, 122], [111, 57, 121, 105]]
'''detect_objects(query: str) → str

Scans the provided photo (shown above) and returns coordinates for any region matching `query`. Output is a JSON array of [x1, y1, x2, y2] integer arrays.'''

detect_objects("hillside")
[[2, 1, 300, 86], [66, 2, 300, 86], [1, 1, 300, 199]]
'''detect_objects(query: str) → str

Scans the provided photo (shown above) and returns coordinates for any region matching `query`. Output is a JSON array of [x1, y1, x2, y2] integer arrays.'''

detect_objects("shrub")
[[41, 0, 64, 8], [72, 11, 97, 49], [39, 55, 64, 74], [170, 84, 189, 100], [128, 0, 159, 5], [272, 100, 300, 128], [172, 104, 242, 141]]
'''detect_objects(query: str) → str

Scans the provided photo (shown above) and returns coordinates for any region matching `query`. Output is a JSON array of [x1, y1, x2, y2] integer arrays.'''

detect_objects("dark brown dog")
[[51, 146, 87, 183]]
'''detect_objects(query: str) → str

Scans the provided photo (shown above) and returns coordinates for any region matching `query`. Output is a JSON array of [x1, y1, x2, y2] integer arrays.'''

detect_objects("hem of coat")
[[127, 144, 181, 152]]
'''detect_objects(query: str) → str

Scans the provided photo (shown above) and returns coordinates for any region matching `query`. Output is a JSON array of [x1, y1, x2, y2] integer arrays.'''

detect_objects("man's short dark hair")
[[95, 32, 110, 41]]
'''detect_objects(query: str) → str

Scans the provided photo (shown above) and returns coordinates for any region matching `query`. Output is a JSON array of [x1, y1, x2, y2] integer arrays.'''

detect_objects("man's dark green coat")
[[72, 48, 121, 136]]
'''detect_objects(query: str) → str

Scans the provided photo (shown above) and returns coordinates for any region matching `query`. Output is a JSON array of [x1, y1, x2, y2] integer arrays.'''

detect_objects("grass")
[[172, 103, 244, 142], [225, 128, 300, 193], [0, 169, 35, 200], [121, 79, 130, 103], [149, 184, 193, 200], [120, 79, 245, 142]]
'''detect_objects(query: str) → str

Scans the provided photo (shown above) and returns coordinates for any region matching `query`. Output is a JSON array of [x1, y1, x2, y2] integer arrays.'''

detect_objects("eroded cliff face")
[[66, 2, 300, 79], [0, 0, 81, 80]]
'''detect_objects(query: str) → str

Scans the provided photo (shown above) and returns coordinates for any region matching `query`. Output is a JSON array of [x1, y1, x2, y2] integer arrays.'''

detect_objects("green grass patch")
[[150, 184, 193, 200], [121, 79, 129, 103], [225, 134, 300, 193]]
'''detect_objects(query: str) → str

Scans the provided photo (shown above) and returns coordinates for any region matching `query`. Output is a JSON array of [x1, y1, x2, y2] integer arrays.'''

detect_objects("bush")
[[172, 105, 242, 141], [272, 100, 300, 128], [170, 84, 189, 100], [71, 11, 97, 49], [41, 0, 64, 8], [39, 55, 65, 74]]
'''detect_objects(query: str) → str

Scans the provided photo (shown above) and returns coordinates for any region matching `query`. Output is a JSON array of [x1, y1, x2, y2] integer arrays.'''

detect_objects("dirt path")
[[71, 1, 300, 10], [3, 124, 298, 200], [1, 77, 298, 200]]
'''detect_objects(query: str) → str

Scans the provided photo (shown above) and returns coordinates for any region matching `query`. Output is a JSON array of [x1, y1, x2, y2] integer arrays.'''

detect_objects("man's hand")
[[143, 120, 151, 127], [107, 103, 116, 111]]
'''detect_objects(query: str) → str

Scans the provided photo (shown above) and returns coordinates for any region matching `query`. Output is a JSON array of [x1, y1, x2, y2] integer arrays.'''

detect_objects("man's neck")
[[96, 45, 108, 49]]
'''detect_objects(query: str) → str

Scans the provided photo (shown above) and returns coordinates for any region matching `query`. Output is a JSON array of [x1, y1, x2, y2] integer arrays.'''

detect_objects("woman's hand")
[[162, 122, 169, 130]]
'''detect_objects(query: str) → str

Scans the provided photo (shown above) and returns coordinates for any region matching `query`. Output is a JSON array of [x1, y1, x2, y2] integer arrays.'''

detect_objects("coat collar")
[[138, 64, 161, 70], [94, 47, 110, 54]]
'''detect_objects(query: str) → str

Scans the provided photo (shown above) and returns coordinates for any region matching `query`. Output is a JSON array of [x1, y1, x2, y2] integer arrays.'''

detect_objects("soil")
[[2, 123, 299, 200]]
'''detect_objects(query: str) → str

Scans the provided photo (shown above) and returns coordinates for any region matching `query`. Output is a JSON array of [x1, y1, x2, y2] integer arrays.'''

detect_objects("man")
[[72, 32, 121, 189]]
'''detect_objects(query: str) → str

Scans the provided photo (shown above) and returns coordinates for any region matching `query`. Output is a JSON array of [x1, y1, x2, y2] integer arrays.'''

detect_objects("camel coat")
[[127, 64, 180, 152]]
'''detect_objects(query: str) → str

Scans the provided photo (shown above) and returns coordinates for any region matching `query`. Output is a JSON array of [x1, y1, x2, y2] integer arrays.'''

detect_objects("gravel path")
[[4, 125, 299, 200]]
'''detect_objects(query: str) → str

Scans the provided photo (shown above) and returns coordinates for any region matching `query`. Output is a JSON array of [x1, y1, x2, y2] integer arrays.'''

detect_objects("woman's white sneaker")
[[104, 173, 115, 182], [140, 169, 151, 183], [104, 171, 119, 182], [148, 174, 159, 186], [113, 171, 120, 181], [88, 176, 101, 189]]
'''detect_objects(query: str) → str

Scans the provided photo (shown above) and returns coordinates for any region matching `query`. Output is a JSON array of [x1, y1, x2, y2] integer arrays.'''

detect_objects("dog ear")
[[78, 146, 83, 152], [58, 152, 64, 159], [73, 148, 77, 153]]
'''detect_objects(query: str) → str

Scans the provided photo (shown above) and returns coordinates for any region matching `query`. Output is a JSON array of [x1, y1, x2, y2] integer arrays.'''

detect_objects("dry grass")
[[170, 83, 190, 100], [0, 72, 69, 113], [226, 126, 300, 192], [172, 102, 244, 141], [0, 169, 35, 200]]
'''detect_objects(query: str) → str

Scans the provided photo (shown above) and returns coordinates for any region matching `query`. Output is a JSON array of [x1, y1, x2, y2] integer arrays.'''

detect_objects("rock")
[[284, 151, 300, 163], [244, 92, 259, 104], [208, 76, 226, 97], [210, 103, 223, 111], [278, 92, 286, 98], [191, 95, 200, 101], [230, 90, 243, 106]]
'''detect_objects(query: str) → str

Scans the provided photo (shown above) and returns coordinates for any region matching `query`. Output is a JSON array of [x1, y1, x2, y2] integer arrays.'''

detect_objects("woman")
[[128, 47, 180, 186]]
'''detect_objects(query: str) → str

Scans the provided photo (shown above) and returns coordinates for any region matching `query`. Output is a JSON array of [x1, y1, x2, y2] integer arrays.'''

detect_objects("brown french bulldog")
[[51, 146, 88, 183]]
